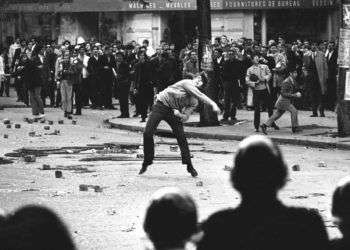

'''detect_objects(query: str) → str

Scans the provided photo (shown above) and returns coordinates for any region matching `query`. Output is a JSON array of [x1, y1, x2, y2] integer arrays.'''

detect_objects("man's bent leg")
[[140, 103, 165, 174], [166, 114, 197, 177]]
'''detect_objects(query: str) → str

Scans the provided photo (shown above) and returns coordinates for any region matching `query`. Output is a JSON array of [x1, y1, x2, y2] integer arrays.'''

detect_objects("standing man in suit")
[[261, 69, 302, 134], [99, 46, 116, 109], [24, 44, 45, 119], [325, 41, 338, 111], [11, 39, 27, 102], [314, 43, 328, 117], [302, 44, 320, 117], [221, 50, 241, 122], [76, 46, 90, 114], [87, 46, 101, 109], [115, 52, 131, 118]]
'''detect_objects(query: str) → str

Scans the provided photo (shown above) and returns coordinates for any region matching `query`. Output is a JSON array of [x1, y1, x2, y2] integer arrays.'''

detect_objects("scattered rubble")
[[55, 171, 63, 178], [292, 165, 300, 171], [196, 181, 203, 187], [3, 119, 10, 125], [223, 165, 233, 171], [0, 157, 14, 165], [318, 162, 327, 168], [23, 155, 36, 163]]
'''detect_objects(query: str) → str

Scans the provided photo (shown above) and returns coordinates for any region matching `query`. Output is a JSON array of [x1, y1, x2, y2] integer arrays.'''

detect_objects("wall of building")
[[58, 13, 98, 44]]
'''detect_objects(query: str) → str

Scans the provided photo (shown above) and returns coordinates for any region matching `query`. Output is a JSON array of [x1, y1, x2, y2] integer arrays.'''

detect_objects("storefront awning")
[[3, 0, 340, 12]]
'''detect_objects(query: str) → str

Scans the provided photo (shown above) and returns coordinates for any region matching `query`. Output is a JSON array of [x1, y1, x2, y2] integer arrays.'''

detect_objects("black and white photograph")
[[0, 0, 350, 249]]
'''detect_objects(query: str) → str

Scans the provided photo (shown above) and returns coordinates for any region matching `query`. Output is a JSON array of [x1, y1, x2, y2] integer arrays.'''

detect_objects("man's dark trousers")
[[253, 89, 273, 130], [118, 82, 130, 117], [73, 83, 84, 113], [223, 80, 240, 120], [143, 101, 192, 166]]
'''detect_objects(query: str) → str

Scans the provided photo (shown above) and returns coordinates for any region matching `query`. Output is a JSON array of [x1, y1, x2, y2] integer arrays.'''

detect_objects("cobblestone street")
[[0, 107, 349, 249]]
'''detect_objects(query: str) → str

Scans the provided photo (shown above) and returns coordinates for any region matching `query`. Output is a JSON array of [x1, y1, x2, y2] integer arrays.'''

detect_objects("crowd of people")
[[0, 35, 338, 130], [0, 135, 348, 250]]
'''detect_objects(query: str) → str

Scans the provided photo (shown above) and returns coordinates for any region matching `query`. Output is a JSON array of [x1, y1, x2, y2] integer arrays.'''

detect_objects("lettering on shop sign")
[[127, 0, 193, 10], [223, 0, 337, 8]]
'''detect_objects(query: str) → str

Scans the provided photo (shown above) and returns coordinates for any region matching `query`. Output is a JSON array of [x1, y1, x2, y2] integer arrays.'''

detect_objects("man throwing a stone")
[[139, 74, 220, 177]]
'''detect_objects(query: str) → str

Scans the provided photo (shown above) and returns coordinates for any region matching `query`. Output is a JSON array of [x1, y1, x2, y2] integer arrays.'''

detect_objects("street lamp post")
[[337, 0, 350, 136]]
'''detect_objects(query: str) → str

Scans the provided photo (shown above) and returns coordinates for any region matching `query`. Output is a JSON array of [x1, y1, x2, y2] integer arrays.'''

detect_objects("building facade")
[[0, 0, 341, 48]]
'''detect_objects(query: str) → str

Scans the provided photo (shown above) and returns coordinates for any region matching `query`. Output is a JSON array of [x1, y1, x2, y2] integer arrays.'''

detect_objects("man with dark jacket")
[[134, 51, 154, 122], [12, 39, 27, 102], [24, 44, 45, 119], [115, 52, 131, 118], [87, 46, 101, 109], [98, 46, 116, 109], [221, 50, 241, 122], [198, 135, 329, 250], [325, 42, 338, 110]]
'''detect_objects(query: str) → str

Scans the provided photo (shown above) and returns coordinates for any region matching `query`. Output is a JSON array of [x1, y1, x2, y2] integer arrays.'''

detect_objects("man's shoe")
[[310, 114, 318, 117], [221, 118, 228, 122], [139, 163, 149, 175], [133, 113, 139, 118], [272, 123, 280, 130], [320, 113, 325, 117], [187, 165, 198, 177], [260, 124, 268, 135], [74, 111, 82, 115], [140, 118, 146, 123], [292, 127, 303, 133]]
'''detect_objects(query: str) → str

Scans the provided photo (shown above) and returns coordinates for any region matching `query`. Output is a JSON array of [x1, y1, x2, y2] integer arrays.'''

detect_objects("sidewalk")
[[0, 89, 26, 108], [109, 109, 350, 150]]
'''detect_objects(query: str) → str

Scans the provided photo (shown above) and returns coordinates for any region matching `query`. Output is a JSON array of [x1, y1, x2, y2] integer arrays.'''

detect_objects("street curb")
[[0, 104, 27, 109], [108, 120, 350, 150]]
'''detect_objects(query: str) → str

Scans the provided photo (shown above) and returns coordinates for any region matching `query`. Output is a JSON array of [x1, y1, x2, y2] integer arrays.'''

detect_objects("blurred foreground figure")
[[198, 135, 329, 250], [0, 205, 76, 250], [144, 187, 198, 250], [331, 177, 350, 250]]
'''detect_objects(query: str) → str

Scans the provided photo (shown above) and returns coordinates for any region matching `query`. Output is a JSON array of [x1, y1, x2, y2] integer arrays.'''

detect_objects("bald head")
[[231, 135, 288, 196]]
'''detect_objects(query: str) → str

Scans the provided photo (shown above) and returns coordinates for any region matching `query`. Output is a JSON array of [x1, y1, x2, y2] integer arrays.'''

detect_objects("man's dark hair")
[[144, 188, 198, 249], [231, 135, 288, 195], [332, 177, 350, 219], [0, 205, 76, 250]]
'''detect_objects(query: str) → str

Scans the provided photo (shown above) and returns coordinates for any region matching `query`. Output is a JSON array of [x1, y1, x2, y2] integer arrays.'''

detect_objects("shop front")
[[1, 0, 341, 48]]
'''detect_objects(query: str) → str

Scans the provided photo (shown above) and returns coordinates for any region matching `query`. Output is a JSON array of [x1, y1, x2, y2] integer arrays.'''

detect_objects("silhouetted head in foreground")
[[0, 205, 76, 250], [144, 187, 198, 249], [332, 176, 350, 238], [231, 135, 288, 201]]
